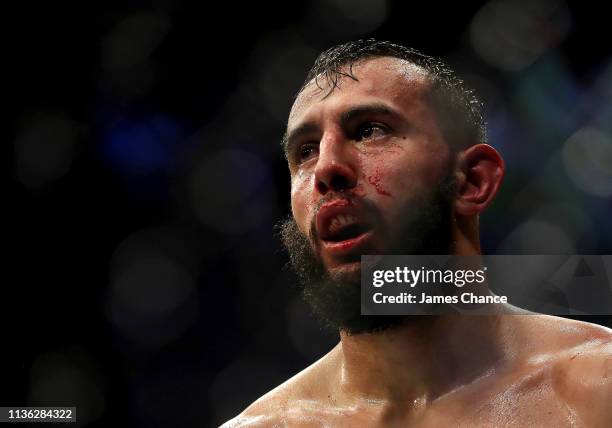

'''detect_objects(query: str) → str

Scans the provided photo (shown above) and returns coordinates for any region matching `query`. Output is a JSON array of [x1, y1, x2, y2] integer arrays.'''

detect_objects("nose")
[[314, 132, 358, 195]]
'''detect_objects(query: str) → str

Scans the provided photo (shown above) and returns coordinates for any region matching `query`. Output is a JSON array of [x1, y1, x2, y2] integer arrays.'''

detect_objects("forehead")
[[288, 56, 432, 127]]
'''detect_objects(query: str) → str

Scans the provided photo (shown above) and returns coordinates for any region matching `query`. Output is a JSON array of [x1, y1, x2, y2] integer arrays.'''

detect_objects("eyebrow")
[[282, 102, 402, 155], [281, 122, 318, 156]]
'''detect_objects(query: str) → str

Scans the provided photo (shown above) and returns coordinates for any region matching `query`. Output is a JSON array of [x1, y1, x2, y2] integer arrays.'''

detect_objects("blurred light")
[[254, 40, 319, 123], [189, 149, 275, 235], [13, 115, 80, 188], [106, 227, 199, 347], [562, 127, 612, 197], [102, 13, 171, 71], [308, 0, 388, 37], [498, 219, 576, 253], [531, 202, 598, 251], [102, 115, 183, 176], [584, 60, 612, 130], [29, 350, 105, 427], [470, 0, 570, 72], [330, 0, 387, 30], [100, 12, 172, 96], [513, 57, 580, 136], [112, 257, 193, 316]]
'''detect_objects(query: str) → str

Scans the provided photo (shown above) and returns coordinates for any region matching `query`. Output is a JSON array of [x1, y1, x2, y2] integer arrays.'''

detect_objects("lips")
[[327, 214, 365, 241], [316, 200, 375, 251]]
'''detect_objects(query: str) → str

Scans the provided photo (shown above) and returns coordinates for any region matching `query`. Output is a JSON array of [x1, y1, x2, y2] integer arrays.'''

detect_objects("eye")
[[355, 123, 387, 141], [296, 143, 318, 163]]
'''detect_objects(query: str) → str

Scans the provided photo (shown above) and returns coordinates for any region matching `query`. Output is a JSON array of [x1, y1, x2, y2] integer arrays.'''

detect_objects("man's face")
[[281, 57, 457, 332]]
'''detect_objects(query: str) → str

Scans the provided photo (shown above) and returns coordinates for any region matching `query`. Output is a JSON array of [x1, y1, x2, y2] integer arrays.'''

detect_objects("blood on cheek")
[[367, 169, 391, 196], [358, 144, 403, 198], [365, 166, 392, 197]]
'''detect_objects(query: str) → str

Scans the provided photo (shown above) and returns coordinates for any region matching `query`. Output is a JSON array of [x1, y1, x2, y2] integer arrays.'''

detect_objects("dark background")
[[5, 1, 611, 426]]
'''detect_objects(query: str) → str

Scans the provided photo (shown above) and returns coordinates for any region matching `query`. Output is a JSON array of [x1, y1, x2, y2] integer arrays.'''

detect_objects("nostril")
[[316, 173, 351, 194], [330, 175, 350, 191], [315, 180, 328, 194]]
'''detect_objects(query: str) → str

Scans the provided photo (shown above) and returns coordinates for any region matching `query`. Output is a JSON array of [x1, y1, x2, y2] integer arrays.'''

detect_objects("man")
[[222, 40, 611, 427]]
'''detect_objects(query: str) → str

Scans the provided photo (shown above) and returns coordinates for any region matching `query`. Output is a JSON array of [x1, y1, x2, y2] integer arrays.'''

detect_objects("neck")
[[336, 314, 514, 406], [334, 219, 514, 405]]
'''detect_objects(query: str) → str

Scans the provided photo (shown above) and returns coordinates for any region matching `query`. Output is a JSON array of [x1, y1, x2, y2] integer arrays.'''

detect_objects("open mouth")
[[316, 201, 376, 255], [324, 215, 371, 242]]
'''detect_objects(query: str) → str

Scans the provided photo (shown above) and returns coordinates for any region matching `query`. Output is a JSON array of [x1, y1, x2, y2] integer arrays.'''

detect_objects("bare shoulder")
[[218, 344, 340, 427], [554, 320, 611, 393], [525, 316, 611, 425], [521, 315, 611, 351], [549, 318, 611, 389], [558, 327, 611, 426], [518, 316, 611, 390]]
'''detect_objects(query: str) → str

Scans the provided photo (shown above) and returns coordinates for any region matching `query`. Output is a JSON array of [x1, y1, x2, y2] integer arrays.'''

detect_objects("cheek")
[[358, 147, 400, 197], [361, 152, 404, 199], [359, 141, 411, 198], [362, 145, 450, 201], [290, 171, 314, 233], [366, 166, 392, 197]]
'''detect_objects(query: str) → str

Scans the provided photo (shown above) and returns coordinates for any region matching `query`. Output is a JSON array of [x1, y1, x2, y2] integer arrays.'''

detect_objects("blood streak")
[[367, 168, 391, 197]]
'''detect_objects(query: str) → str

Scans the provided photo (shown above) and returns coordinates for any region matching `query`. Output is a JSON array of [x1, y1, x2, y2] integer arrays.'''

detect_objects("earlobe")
[[454, 144, 505, 216]]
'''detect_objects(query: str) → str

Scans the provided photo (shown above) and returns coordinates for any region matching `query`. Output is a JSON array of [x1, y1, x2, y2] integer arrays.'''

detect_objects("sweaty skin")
[[221, 57, 612, 427]]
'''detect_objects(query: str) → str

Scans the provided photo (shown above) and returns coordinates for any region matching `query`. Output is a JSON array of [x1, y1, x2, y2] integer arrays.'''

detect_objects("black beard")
[[278, 175, 456, 335]]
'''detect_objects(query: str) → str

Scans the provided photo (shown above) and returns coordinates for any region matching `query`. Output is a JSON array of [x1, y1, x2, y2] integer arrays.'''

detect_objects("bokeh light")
[[100, 12, 172, 96], [101, 114, 183, 176], [106, 227, 200, 347], [252, 35, 319, 123], [562, 127, 612, 197], [189, 149, 275, 235], [470, 0, 570, 72], [13, 115, 80, 188], [28, 349, 105, 427], [498, 219, 576, 254], [308, 0, 389, 37]]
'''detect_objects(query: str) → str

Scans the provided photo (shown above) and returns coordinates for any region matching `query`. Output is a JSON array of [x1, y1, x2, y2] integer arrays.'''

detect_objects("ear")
[[454, 144, 505, 216]]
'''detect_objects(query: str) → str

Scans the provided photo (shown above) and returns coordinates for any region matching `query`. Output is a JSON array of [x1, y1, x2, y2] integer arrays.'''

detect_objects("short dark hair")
[[296, 39, 487, 150]]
